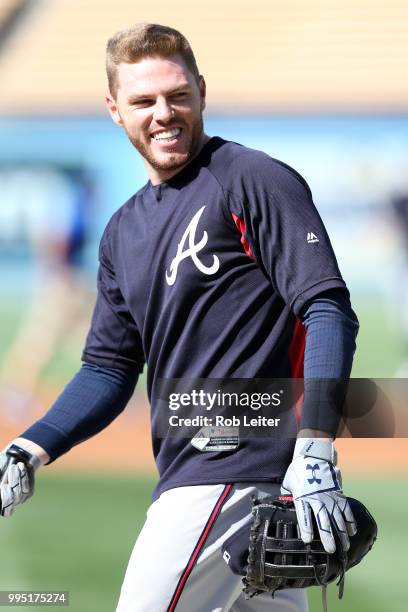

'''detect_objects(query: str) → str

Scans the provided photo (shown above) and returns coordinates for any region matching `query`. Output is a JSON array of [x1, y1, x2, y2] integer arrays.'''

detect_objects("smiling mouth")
[[151, 127, 182, 143]]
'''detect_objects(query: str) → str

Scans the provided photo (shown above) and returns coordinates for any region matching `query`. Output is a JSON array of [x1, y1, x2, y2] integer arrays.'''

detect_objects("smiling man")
[[105, 31, 208, 183], [0, 23, 360, 612]]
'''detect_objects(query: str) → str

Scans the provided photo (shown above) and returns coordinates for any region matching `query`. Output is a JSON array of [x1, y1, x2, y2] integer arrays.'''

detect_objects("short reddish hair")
[[106, 23, 200, 97]]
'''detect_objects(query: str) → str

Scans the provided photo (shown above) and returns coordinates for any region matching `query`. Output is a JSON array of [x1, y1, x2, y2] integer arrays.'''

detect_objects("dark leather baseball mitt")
[[222, 494, 377, 612]]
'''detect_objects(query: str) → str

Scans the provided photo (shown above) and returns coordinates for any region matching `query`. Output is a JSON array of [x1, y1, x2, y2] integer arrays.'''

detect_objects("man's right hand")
[[0, 444, 41, 517]]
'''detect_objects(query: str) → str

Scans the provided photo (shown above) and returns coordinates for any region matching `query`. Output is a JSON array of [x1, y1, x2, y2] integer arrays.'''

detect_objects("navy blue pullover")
[[20, 137, 358, 499]]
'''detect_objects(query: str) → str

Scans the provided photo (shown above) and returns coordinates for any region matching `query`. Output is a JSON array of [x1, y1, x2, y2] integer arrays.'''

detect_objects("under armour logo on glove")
[[281, 438, 357, 554], [165, 206, 220, 286], [306, 463, 322, 484]]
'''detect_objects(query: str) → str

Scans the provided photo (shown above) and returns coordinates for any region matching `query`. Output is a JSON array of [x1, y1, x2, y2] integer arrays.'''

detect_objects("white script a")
[[166, 206, 220, 286]]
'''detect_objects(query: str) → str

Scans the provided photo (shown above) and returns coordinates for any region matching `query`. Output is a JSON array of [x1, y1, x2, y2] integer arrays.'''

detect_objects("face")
[[105, 54, 207, 184]]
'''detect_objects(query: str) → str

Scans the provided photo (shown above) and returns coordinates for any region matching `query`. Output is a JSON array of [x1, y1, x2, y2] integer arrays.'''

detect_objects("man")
[[0, 24, 359, 612], [0, 166, 91, 419]]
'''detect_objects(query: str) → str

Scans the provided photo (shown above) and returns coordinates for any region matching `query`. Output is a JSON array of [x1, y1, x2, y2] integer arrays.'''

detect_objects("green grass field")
[[0, 474, 404, 612], [0, 474, 155, 612]]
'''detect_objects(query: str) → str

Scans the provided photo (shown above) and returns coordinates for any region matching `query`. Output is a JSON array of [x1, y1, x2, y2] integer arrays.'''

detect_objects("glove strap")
[[6, 444, 41, 472], [294, 438, 335, 463], [321, 585, 328, 612]]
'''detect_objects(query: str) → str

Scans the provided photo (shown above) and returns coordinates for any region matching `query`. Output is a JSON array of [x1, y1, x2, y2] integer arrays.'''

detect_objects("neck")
[[147, 133, 210, 185]]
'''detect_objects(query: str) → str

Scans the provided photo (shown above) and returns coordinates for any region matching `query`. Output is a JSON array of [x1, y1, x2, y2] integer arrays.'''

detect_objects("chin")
[[154, 151, 190, 170]]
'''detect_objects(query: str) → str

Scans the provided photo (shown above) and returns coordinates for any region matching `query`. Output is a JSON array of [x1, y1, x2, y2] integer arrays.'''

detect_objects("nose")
[[153, 96, 174, 123]]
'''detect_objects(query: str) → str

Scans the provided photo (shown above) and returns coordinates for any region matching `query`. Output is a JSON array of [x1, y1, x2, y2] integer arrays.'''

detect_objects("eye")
[[132, 99, 153, 108]]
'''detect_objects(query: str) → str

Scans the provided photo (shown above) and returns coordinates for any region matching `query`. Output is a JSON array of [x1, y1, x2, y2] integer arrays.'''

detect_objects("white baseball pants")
[[116, 483, 308, 612], [116, 482, 308, 612]]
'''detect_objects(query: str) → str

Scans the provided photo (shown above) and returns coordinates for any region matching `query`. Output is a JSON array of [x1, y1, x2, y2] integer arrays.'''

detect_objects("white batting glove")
[[281, 438, 357, 553], [0, 444, 40, 518]]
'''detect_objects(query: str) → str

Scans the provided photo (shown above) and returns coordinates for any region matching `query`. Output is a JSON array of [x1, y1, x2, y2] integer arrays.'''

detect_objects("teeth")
[[153, 128, 181, 141]]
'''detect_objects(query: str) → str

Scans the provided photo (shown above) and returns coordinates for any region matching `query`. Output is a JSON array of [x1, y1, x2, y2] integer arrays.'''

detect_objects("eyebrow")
[[127, 84, 191, 103]]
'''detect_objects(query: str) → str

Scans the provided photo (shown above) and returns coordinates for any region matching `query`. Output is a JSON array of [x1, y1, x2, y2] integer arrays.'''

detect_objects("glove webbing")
[[244, 497, 349, 612]]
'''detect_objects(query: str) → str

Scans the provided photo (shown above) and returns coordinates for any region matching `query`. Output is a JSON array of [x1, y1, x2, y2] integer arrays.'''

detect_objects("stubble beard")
[[126, 112, 204, 173]]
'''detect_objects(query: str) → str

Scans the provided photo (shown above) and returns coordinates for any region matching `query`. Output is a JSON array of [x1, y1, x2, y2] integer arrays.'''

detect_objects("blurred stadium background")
[[0, 1, 407, 610]]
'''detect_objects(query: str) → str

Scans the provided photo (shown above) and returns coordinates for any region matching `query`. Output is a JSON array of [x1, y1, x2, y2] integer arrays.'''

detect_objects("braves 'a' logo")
[[306, 463, 322, 485], [165, 206, 220, 286]]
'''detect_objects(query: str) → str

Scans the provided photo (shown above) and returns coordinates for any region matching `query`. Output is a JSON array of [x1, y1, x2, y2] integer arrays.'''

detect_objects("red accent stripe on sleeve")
[[289, 319, 305, 379], [289, 318, 306, 426], [231, 213, 256, 261], [167, 483, 232, 612]]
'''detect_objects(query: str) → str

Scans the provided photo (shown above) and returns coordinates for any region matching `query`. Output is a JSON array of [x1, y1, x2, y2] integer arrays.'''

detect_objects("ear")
[[105, 93, 124, 127], [199, 76, 206, 112]]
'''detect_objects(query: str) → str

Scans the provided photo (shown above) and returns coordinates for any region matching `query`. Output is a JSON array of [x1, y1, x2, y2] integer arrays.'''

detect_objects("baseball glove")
[[222, 494, 377, 612]]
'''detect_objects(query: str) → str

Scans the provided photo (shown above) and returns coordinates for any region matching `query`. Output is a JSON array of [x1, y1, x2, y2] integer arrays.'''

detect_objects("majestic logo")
[[165, 206, 220, 286], [306, 463, 322, 485], [307, 232, 319, 244]]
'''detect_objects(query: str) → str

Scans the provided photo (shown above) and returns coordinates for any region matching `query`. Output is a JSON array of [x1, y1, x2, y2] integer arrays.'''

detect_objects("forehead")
[[116, 54, 194, 97]]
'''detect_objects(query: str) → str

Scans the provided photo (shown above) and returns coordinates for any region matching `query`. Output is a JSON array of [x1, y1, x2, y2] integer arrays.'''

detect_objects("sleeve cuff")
[[81, 351, 144, 374], [18, 421, 73, 465], [292, 278, 348, 317]]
